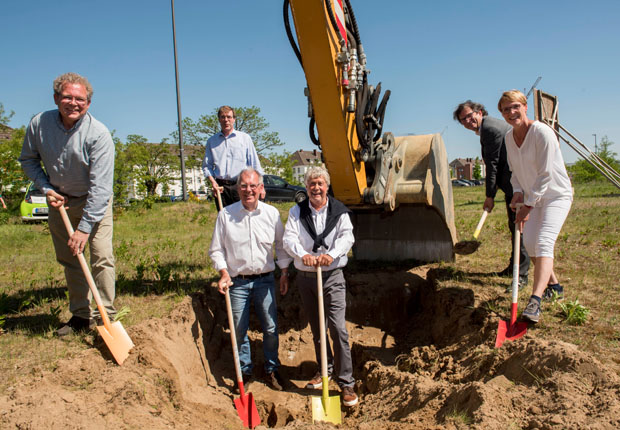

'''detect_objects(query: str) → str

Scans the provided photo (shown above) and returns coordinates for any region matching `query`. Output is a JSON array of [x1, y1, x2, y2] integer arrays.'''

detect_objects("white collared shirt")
[[202, 129, 264, 180], [283, 199, 355, 272], [209, 201, 291, 277]]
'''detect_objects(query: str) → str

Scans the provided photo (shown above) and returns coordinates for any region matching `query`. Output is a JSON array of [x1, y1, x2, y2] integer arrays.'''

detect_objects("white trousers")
[[522, 197, 572, 258]]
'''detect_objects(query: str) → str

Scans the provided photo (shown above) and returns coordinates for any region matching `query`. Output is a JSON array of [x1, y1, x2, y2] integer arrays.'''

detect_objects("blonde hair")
[[497, 89, 527, 112], [53, 73, 93, 101]]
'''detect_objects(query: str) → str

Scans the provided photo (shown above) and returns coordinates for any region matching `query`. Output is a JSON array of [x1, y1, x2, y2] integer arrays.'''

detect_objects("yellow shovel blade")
[[311, 378, 341, 425], [96, 320, 135, 365]]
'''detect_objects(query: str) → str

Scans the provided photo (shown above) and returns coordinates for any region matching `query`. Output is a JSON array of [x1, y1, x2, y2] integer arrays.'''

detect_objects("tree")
[[263, 151, 296, 184], [567, 135, 619, 183], [0, 102, 15, 127], [0, 126, 28, 197], [170, 106, 284, 154], [124, 135, 180, 196], [473, 157, 482, 180]]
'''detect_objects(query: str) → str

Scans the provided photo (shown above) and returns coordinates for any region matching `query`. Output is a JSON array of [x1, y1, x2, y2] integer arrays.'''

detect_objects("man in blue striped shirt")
[[202, 106, 264, 210], [19, 73, 116, 336]]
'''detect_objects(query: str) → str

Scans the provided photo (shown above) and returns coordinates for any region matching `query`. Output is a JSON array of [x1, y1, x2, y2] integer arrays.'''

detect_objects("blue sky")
[[2, 0, 619, 163]]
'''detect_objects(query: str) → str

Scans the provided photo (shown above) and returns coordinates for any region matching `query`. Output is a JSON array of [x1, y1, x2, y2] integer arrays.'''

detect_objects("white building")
[[290, 149, 323, 183]]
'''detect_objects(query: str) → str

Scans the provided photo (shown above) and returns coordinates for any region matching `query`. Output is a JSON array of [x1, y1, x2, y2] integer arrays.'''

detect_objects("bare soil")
[[2, 265, 619, 429]]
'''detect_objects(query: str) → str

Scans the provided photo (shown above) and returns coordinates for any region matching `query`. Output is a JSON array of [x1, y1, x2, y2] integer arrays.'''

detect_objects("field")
[[1, 183, 619, 429]]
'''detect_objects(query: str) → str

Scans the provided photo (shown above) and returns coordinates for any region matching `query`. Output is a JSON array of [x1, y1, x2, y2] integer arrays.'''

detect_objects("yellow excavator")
[[284, 0, 456, 261]]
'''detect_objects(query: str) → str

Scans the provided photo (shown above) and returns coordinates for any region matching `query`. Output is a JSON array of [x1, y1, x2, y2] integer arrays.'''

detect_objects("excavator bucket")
[[352, 133, 456, 262]]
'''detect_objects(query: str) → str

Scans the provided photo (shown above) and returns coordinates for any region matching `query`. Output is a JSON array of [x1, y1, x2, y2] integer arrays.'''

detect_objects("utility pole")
[[593, 133, 597, 153], [171, 0, 187, 201]]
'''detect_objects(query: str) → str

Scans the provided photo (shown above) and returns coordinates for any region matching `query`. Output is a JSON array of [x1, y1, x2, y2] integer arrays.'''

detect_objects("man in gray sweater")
[[20, 73, 116, 336]]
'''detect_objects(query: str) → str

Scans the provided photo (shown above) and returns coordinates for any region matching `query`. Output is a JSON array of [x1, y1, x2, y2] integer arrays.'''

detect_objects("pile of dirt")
[[1, 266, 619, 429]]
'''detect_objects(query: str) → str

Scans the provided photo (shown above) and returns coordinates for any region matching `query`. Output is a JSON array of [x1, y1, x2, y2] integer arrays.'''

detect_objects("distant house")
[[449, 157, 485, 180], [0, 125, 13, 141], [290, 149, 324, 183]]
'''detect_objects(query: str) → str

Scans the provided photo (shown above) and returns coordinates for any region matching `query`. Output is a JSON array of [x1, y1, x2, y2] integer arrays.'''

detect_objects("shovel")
[[495, 217, 528, 348], [225, 287, 260, 428], [311, 266, 342, 424], [454, 209, 489, 255], [58, 204, 134, 365]]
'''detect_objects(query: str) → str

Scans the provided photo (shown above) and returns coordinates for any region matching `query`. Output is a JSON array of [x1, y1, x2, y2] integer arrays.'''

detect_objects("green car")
[[20, 183, 49, 222]]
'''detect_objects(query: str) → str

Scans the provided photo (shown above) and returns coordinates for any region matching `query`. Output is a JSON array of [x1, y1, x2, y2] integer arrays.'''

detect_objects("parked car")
[[190, 190, 211, 201], [263, 175, 307, 203], [20, 183, 49, 222], [451, 179, 471, 187]]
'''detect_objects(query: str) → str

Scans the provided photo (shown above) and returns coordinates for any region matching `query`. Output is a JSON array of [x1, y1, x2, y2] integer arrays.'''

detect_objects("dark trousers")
[[215, 178, 239, 211], [504, 192, 531, 277], [296, 269, 354, 388]]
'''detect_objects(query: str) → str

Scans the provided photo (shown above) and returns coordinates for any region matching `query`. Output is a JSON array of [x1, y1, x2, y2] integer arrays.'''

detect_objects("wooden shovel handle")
[[225, 288, 245, 393], [472, 209, 489, 239], [316, 266, 330, 400], [57, 204, 112, 331]]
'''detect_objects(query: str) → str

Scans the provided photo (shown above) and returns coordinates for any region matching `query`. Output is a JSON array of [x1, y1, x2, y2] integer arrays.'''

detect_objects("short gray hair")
[[237, 167, 263, 185], [53, 73, 94, 101], [304, 166, 330, 187]]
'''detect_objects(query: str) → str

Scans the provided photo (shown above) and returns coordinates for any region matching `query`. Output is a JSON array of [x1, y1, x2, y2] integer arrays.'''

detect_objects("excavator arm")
[[285, 0, 457, 261]]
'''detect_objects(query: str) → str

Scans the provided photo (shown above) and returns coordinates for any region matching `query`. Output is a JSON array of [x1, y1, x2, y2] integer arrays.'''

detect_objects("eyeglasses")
[[500, 103, 522, 115], [239, 183, 260, 191], [60, 95, 88, 105], [458, 111, 476, 123]]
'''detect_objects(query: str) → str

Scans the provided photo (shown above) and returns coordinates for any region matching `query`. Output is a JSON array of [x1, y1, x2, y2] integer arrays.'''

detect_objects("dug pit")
[[1, 265, 619, 429]]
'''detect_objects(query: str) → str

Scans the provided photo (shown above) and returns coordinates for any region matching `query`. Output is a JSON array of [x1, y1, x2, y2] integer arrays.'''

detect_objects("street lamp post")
[[592, 133, 597, 153], [171, 0, 187, 201]]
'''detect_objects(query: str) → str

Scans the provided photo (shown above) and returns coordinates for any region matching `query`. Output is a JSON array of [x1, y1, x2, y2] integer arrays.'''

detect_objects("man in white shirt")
[[202, 106, 264, 210], [209, 167, 291, 390], [283, 166, 359, 407]]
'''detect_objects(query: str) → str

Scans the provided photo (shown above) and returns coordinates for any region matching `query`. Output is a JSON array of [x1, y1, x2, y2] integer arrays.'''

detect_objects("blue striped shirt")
[[202, 129, 263, 180], [19, 110, 114, 234]]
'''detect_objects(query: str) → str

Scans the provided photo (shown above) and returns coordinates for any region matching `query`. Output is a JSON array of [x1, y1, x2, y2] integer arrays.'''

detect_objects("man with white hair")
[[283, 166, 358, 407]]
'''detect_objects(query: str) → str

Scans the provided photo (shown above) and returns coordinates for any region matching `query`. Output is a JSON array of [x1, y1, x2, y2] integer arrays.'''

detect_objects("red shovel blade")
[[233, 390, 260, 429], [495, 319, 528, 348]]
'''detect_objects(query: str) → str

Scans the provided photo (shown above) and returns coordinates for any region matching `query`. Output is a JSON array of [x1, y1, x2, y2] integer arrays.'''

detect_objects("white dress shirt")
[[283, 199, 355, 272], [209, 201, 291, 277], [505, 121, 573, 207]]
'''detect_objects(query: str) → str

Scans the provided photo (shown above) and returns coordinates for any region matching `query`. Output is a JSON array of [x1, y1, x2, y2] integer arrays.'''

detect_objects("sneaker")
[[265, 371, 286, 391], [342, 386, 358, 407], [56, 316, 94, 337], [521, 299, 541, 323], [542, 284, 564, 301], [504, 276, 528, 293], [306, 371, 331, 389]]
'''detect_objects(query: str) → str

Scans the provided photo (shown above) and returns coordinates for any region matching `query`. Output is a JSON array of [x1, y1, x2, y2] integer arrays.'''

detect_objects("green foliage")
[[473, 161, 482, 180], [124, 134, 180, 197], [171, 106, 284, 154], [0, 126, 29, 199], [567, 136, 619, 183], [263, 150, 295, 183], [0, 102, 15, 126], [559, 299, 590, 325]]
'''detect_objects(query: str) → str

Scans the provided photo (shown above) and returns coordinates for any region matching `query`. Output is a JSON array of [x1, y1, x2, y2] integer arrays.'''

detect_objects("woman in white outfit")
[[498, 90, 573, 323]]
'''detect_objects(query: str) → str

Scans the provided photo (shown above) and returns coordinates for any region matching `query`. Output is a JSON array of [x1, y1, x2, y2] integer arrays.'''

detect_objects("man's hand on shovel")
[[48, 194, 89, 256]]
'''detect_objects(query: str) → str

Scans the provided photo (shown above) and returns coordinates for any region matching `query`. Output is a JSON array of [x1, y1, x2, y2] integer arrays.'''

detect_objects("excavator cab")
[[285, 0, 456, 261]]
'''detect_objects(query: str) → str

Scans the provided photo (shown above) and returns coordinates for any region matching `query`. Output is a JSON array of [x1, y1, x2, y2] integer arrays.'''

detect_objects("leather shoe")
[[265, 371, 286, 391]]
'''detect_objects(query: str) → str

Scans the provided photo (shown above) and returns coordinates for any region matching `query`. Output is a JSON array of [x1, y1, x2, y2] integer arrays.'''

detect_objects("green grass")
[[0, 182, 619, 392]]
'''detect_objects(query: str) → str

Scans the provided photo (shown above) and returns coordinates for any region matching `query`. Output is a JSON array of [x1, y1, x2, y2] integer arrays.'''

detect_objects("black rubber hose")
[[324, 0, 342, 44], [374, 90, 391, 142], [309, 116, 320, 147], [283, 0, 303, 67], [344, 0, 361, 46]]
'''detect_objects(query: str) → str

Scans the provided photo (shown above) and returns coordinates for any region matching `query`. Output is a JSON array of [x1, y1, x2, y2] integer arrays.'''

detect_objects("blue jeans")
[[229, 273, 280, 375]]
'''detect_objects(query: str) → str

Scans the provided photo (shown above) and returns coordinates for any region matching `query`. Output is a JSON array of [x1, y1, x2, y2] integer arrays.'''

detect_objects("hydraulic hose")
[[283, 0, 303, 67]]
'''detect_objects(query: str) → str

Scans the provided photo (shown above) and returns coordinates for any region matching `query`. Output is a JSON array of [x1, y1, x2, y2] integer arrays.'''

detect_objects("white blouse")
[[505, 121, 573, 207]]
